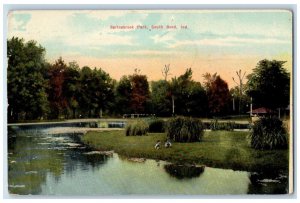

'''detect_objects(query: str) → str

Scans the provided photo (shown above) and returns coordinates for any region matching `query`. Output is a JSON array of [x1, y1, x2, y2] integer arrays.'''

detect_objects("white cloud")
[[8, 10, 135, 49], [8, 11, 74, 42], [64, 32, 133, 47], [151, 31, 176, 44]]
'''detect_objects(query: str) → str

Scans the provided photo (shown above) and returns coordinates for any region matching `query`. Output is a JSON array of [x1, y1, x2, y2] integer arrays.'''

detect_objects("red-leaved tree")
[[203, 73, 231, 115], [129, 70, 150, 114], [47, 57, 68, 118]]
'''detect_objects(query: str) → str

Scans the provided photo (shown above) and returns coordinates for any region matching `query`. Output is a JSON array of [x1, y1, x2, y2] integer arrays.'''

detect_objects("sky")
[[7, 10, 293, 88]]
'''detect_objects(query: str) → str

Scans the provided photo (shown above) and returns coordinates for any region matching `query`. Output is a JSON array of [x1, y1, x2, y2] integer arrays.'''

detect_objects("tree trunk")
[[73, 108, 76, 118], [99, 108, 103, 118]]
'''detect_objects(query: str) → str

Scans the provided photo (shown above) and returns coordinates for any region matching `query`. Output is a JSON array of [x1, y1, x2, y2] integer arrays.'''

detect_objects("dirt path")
[[42, 127, 123, 135]]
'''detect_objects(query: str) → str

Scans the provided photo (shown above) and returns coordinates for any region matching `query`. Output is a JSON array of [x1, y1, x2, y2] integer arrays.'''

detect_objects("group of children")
[[154, 139, 172, 149]]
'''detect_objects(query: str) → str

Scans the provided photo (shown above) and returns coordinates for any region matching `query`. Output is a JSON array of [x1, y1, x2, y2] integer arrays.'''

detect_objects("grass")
[[81, 130, 289, 172]]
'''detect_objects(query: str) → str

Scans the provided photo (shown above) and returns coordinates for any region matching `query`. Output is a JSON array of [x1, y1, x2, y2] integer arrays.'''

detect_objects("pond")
[[7, 127, 288, 196]]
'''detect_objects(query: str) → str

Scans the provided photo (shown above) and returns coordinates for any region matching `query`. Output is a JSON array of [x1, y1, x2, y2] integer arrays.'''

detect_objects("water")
[[7, 127, 288, 196]]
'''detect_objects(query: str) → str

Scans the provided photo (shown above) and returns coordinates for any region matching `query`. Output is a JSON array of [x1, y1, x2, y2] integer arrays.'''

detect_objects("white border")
[[1, 1, 299, 202]]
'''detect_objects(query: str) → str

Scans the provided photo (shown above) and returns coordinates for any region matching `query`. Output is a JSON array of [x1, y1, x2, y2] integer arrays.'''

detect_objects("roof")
[[249, 107, 273, 114]]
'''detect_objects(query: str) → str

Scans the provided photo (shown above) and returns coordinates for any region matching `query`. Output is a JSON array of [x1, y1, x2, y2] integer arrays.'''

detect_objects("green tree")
[[170, 68, 193, 116], [78, 66, 115, 118], [185, 81, 208, 117], [78, 66, 93, 117], [151, 80, 172, 116], [114, 76, 132, 115], [246, 59, 290, 110], [170, 68, 207, 117], [7, 37, 49, 121], [64, 61, 81, 118], [92, 68, 115, 117], [229, 86, 250, 114]]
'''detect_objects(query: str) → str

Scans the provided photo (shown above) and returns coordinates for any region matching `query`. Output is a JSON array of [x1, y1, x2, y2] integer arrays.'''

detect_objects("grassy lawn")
[[81, 130, 289, 172]]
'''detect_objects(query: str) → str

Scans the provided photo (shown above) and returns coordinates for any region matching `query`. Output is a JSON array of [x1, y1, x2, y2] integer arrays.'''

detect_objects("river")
[[7, 126, 288, 196]]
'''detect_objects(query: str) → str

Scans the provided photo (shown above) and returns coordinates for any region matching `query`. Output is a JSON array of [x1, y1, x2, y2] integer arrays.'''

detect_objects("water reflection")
[[7, 128, 110, 195], [8, 130, 65, 194], [164, 164, 205, 179], [247, 170, 289, 194]]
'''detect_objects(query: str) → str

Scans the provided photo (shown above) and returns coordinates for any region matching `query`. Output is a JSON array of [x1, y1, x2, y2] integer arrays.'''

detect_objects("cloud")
[[8, 11, 74, 42], [64, 32, 133, 47], [8, 10, 137, 59], [7, 10, 292, 69], [9, 13, 31, 31], [151, 31, 176, 44]]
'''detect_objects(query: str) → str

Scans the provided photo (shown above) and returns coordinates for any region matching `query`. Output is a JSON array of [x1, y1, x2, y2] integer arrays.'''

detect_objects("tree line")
[[7, 37, 290, 121]]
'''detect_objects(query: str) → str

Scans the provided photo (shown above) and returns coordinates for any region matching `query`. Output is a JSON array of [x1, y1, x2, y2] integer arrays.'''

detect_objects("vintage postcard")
[[6, 9, 293, 196]]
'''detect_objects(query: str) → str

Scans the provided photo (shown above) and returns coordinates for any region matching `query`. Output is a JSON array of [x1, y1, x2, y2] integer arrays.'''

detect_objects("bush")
[[125, 120, 149, 136], [148, 119, 165, 133], [249, 117, 288, 150], [167, 117, 204, 142]]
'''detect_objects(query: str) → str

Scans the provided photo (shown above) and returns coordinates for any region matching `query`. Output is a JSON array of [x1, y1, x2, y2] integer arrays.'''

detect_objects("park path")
[[7, 118, 127, 126], [42, 127, 122, 135]]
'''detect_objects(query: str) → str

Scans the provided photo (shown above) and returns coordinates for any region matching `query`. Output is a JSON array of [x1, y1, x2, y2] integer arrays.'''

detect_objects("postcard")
[[6, 9, 293, 196]]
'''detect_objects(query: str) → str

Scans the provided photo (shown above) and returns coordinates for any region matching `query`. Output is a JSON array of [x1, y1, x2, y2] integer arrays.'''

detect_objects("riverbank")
[[81, 130, 289, 172]]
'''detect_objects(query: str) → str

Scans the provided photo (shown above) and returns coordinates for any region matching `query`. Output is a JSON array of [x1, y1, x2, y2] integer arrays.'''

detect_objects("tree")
[[151, 80, 172, 116], [246, 59, 290, 110], [232, 69, 247, 114], [229, 86, 250, 114], [129, 70, 150, 114], [170, 68, 208, 117], [64, 61, 80, 118], [7, 37, 49, 121], [92, 68, 115, 117], [114, 76, 132, 115], [78, 66, 93, 117], [162, 64, 171, 81], [203, 73, 231, 115], [185, 81, 208, 117], [78, 66, 115, 118], [170, 68, 193, 116], [47, 57, 68, 119]]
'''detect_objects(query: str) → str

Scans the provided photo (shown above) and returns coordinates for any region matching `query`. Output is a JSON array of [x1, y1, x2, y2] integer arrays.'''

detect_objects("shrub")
[[125, 120, 149, 136], [249, 117, 288, 150], [167, 117, 204, 142], [148, 119, 166, 133]]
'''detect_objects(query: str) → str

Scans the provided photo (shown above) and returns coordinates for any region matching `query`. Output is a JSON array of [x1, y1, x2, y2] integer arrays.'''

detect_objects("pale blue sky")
[[8, 10, 293, 87]]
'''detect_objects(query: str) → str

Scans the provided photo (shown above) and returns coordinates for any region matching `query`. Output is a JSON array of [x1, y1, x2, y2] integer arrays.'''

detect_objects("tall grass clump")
[[125, 120, 149, 136], [148, 119, 166, 133], [167, 117, 204, 142], [249, 117, 288, 150]]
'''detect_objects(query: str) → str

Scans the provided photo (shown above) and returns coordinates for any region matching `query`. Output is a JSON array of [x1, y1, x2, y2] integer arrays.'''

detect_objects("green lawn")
[[81, 130, 289, 172]]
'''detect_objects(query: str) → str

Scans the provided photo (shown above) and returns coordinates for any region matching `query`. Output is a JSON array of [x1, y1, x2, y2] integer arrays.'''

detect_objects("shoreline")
[[80, 130, 289, 173]]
